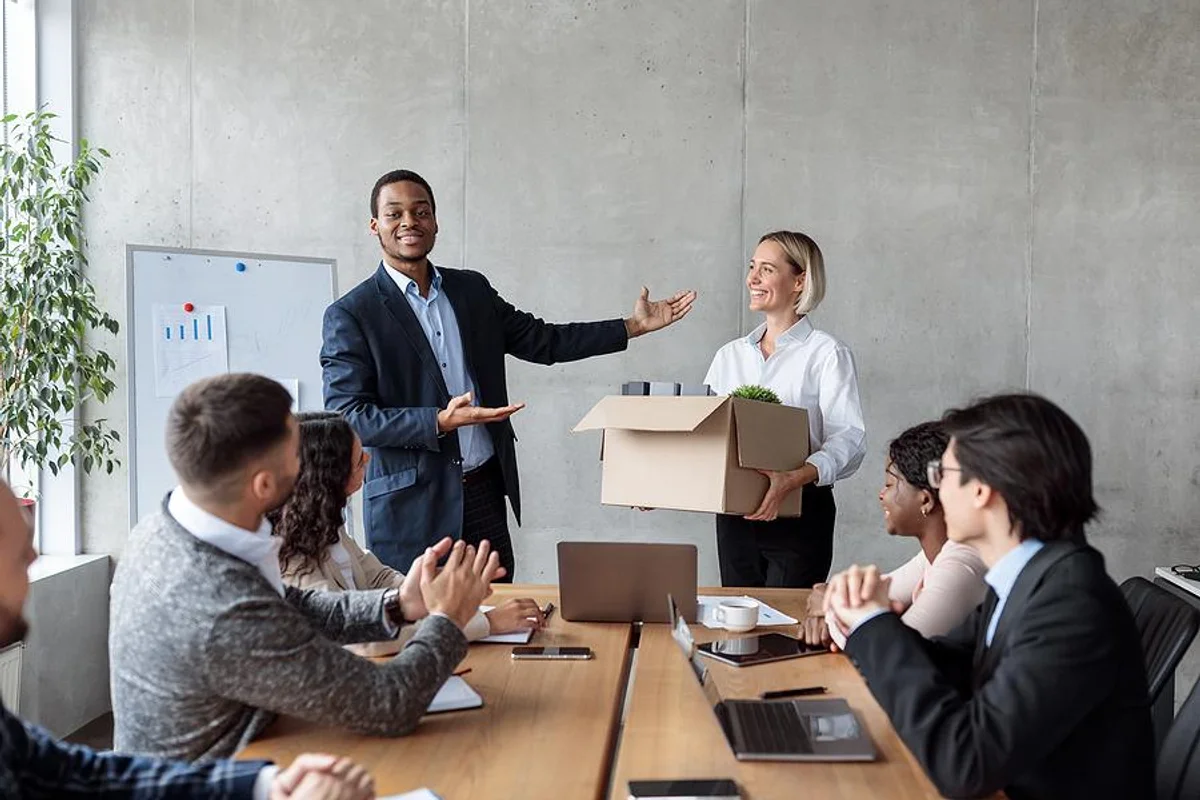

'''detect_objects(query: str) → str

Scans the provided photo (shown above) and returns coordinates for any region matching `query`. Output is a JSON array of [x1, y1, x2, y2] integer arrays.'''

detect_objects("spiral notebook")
[[425, 676, 483, 714]]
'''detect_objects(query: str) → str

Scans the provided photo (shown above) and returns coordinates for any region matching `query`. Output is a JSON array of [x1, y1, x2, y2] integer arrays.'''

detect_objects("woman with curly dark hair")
[[801, 421, 987, 649], [270, 411, 542, 654]]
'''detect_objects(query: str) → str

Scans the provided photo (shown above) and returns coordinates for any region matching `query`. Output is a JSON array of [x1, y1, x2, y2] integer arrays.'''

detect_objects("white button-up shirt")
[[704, 317, 866, 486]]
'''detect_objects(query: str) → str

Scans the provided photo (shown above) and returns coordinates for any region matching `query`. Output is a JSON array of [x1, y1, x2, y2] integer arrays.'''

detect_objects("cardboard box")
[[573, 396, 810, 516]]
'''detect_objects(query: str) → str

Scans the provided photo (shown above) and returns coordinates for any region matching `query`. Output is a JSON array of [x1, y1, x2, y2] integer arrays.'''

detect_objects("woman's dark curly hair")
[[268, 411, 356, 576], [887, 421, 950, 508]]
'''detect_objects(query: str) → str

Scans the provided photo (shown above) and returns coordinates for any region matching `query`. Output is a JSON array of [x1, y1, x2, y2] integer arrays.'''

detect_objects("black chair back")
[[1121, 577, 1200, 703], [1159, 674, 1200, 799]]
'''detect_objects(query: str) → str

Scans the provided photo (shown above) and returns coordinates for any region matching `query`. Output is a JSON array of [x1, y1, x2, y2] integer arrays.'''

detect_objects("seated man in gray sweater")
[[0, 477, 375, 799], [110, 373, 501, 761]]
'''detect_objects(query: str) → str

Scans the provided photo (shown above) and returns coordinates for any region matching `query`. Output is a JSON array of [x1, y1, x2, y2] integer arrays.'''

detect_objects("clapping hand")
[[823, 564, 901, 634], [270, 754, 374, 799]]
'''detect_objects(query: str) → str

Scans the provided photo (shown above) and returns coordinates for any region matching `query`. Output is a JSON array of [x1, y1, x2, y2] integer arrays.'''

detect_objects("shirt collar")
[[167, 487, 284, 596], [743, 316, 814, 347], [383, 261, 441, 302], [984, 537, 1046, 602]]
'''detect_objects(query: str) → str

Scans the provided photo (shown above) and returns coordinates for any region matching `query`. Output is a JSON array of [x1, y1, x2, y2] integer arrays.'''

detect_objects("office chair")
[[1121, 577, 1200, 704], [1158, 674, 1200, 799]]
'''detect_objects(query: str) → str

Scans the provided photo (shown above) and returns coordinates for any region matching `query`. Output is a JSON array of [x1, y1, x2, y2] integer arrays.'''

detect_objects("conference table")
[[239, 585, 945, 799]]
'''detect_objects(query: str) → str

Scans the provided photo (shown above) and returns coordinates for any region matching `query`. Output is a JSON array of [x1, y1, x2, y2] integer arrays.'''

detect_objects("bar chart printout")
[[152, 304, 229, 397]]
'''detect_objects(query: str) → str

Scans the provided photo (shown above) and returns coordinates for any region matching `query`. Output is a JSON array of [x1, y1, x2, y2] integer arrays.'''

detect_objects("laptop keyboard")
[[729, 700, 811, 755]]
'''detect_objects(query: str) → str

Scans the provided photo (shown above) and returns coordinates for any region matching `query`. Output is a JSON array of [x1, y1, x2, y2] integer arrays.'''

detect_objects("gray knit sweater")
[[109, 499, 468, 761]]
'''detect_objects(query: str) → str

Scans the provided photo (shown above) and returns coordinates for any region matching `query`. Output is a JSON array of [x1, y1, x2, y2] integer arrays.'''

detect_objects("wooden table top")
[[238, 584, 956, 800], [609, 587, 943, 800], [239, 585, 633, 799]]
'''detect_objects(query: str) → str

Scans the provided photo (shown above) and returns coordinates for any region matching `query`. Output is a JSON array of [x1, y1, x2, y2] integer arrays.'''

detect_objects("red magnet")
[[183, 302, 195, 313]]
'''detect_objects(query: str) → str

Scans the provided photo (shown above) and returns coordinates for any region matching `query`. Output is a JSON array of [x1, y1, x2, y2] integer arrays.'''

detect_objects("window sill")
[[29, 554, 107, 584]]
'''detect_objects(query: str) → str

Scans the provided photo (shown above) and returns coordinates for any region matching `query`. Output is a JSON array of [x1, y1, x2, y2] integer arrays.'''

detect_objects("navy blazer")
[[845, 540, 1153, 800], [321, 264, 628, 570]]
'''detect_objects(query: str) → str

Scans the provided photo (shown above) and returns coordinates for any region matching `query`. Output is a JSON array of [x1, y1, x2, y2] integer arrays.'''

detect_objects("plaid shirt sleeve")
[[2, 706, 271, 799]]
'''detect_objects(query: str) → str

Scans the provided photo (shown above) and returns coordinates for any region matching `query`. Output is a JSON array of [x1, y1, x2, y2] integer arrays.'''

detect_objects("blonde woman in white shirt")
[[803, 421, 988, 648], [704, 231, 866, 587], [269, 411, 543, 656]]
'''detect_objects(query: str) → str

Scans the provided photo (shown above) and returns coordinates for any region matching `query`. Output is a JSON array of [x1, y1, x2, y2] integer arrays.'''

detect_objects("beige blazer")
[[282, 527, 402, 593], [280, 527, 490, 656]]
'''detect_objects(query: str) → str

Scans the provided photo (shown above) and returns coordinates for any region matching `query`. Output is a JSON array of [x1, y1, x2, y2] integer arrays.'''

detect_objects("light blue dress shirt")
[[846, 538, 1046, 645], [385, 264, 495, 472], [982, 537, 1045, 646]]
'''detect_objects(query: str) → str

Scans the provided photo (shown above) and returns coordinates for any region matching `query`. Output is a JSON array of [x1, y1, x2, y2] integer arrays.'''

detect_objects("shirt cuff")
[[252, 765, 278, 800], [847, 608, 892, 638], [805, 452, 834, 487], [464, 609, 491, 641]]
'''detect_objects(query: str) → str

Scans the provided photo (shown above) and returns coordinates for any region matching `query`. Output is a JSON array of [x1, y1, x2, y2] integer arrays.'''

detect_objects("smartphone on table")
[[511, 646, 593, 660], [627, 778, 741, 799]]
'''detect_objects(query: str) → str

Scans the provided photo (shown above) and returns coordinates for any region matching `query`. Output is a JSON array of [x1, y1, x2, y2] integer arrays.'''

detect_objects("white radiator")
[[0, 643, 22, 714]]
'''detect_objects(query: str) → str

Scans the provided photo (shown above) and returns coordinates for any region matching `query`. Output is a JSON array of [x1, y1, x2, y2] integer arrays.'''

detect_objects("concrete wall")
[[21, 556, 111, 736], [76, 1, 1198, 614]]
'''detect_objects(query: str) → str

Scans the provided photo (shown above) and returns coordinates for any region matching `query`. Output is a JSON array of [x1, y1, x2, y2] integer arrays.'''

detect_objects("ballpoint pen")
[[760, 685, 826, 700]]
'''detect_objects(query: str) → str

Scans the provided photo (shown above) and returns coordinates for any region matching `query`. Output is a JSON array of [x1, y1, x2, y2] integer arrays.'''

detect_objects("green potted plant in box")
[[730, 384, 782, 404], [0, 109, 121, 517]]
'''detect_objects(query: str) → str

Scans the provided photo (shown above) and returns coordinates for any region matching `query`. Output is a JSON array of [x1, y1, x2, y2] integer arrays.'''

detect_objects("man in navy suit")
[[321, 170, 696, 579]]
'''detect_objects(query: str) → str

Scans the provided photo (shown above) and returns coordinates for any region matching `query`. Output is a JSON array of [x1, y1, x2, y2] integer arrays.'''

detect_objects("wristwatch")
[[382, 588, 406, 625]]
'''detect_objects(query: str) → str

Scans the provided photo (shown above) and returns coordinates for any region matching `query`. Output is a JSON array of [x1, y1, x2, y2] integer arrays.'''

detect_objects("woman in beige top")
[[270, 411, 542, 656], [804, 421, 987, 648]]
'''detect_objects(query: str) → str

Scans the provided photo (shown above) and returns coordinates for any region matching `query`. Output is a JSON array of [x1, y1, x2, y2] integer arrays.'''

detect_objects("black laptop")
[[667, 595, 876, 762]]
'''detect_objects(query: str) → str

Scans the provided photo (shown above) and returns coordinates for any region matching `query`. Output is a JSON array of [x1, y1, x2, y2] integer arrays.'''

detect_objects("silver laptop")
[[558, 542, 698, 623], [667, 595, 876, 762]]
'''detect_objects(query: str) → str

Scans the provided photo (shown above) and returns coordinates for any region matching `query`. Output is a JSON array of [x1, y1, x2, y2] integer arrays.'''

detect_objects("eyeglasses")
[[926, 459, 962, 489], [1172, 564, 1200, 581]]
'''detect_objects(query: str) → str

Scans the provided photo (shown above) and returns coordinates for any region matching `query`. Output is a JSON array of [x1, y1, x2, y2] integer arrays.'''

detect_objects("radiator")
[[0, 643, 22, 714]]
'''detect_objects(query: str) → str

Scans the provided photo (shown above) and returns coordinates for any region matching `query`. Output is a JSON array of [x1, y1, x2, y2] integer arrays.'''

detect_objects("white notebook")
[[425, 676, 483, 714], [475, 605, 535, 644]]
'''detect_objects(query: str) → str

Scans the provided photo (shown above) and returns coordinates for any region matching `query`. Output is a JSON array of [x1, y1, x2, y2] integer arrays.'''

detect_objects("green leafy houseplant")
[[730, 384, 782, 404], [0, 109, 120, 489]]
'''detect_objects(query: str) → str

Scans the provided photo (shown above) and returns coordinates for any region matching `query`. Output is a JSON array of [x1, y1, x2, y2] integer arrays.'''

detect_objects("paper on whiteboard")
[[152, 305, 229, 398]]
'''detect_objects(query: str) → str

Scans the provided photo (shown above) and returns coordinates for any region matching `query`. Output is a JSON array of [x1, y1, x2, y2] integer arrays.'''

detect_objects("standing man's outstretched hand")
[[437, 391, 525, 433], [625, 287, 697, 338]]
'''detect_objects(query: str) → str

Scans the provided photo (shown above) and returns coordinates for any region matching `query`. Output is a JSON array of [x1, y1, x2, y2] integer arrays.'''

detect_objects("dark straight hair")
[[165, 374, 294, 500], [942, 393, 1099, 542], [370, 169, 436, 218]]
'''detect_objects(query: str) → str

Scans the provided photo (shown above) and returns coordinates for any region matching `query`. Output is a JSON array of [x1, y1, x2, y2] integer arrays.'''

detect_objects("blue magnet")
[[235, 262, 247, 272]]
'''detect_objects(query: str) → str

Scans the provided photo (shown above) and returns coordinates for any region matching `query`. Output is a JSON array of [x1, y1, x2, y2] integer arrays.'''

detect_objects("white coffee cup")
[[714, 598, 760, 633]]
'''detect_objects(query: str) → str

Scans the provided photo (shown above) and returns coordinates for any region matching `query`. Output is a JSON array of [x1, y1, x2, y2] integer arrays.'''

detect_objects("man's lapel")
[[372, 265, 451, 400]]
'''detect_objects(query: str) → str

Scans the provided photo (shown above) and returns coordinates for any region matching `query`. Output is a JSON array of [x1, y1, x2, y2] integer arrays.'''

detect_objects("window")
[[2, 0, 37, 127]]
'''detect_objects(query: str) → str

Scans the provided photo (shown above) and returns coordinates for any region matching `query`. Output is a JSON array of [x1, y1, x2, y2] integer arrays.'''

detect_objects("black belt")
[[462, 457, 498, 486]]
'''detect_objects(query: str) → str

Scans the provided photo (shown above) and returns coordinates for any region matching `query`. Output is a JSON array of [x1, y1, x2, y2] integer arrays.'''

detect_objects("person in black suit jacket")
[[322, 170, 696, 578], [824, 394, 1153, 800]]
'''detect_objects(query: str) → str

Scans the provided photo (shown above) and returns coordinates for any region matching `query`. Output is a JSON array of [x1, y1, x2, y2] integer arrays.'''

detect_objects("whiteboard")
[[126, 245, 337, 525]]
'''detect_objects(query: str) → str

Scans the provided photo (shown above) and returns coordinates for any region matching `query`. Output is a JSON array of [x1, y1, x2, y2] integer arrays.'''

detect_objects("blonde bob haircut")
[[759, 230, 826, 316]]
